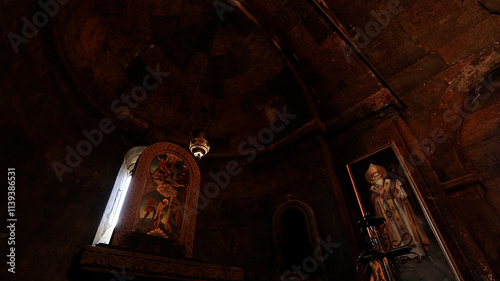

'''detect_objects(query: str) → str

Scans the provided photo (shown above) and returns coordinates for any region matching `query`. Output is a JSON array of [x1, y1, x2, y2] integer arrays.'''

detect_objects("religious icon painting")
[[346, 143, 461, 281], [110, 142, 200, 257], [131, 153, 190, 240]]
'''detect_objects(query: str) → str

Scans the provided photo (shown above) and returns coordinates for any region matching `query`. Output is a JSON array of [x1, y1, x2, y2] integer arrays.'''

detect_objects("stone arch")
[[427, 42, 500, 181], [458, 64, 500, 216], [427, 43, 500, 275], [272, 198, 326, 280]]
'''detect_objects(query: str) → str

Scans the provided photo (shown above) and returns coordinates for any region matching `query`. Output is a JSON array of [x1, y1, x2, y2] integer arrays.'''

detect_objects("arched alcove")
[[272, 198, 326, 280], [458, 63, 500, 213], [456, 63, 500, 278], [429, 43, 500, 181], [429, 45, 500, 276]]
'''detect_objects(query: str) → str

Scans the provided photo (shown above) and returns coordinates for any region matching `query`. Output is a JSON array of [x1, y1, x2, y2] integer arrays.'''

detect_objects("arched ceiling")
[[51, 0, 389, 153], [53, 0, 319, 152]]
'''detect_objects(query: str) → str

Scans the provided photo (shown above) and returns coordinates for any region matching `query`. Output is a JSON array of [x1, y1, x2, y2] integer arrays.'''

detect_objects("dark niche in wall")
[[273, 199, 327, 280], [281, 208, 314, 268]]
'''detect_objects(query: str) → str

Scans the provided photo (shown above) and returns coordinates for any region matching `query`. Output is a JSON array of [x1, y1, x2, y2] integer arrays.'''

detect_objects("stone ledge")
[[80, 245, 244, 281]]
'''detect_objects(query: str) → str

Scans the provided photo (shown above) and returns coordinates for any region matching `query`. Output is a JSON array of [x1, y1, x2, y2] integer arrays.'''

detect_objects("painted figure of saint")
[[165, 199, 183, 234], [141, 197, 157, 223], [154, 198, 170, 228], [366, 164, 430, 256], [134, 153, 190, 238]]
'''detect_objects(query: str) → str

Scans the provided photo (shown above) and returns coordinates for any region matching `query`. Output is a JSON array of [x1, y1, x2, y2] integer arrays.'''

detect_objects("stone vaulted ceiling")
[[50, 0, 392, 154]]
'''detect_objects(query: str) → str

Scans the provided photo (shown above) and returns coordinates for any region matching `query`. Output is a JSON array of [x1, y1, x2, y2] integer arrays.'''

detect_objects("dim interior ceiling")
[[52, 0, 388, 153]]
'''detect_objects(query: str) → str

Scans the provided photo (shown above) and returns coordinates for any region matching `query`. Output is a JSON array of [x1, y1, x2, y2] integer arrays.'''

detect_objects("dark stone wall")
[[0, 33, 137, 281], [1, 3, 141, 280], [2, 5, 356, 280], [194, 134, 357, 281], [316, 0, 500, 279], [2, 0, 500, 280]]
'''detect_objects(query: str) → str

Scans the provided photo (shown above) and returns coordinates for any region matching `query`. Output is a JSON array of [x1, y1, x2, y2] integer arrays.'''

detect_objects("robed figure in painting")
[[366, 164, 430, 257], [133, 153, 189, 240]]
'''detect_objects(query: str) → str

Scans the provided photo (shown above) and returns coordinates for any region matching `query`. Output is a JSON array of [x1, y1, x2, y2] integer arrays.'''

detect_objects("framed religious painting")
[[111, 142, 200, 257], [346, 142, 462, 281]]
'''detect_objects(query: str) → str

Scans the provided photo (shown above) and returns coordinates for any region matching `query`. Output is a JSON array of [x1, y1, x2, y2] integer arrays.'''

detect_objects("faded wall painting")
[[132, 153, 190, 240]]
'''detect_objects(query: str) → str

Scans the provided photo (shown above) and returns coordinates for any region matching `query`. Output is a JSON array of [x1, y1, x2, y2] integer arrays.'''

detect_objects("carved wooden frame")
[[111, 142, 200, 257], [81, 245, 244, 281]]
